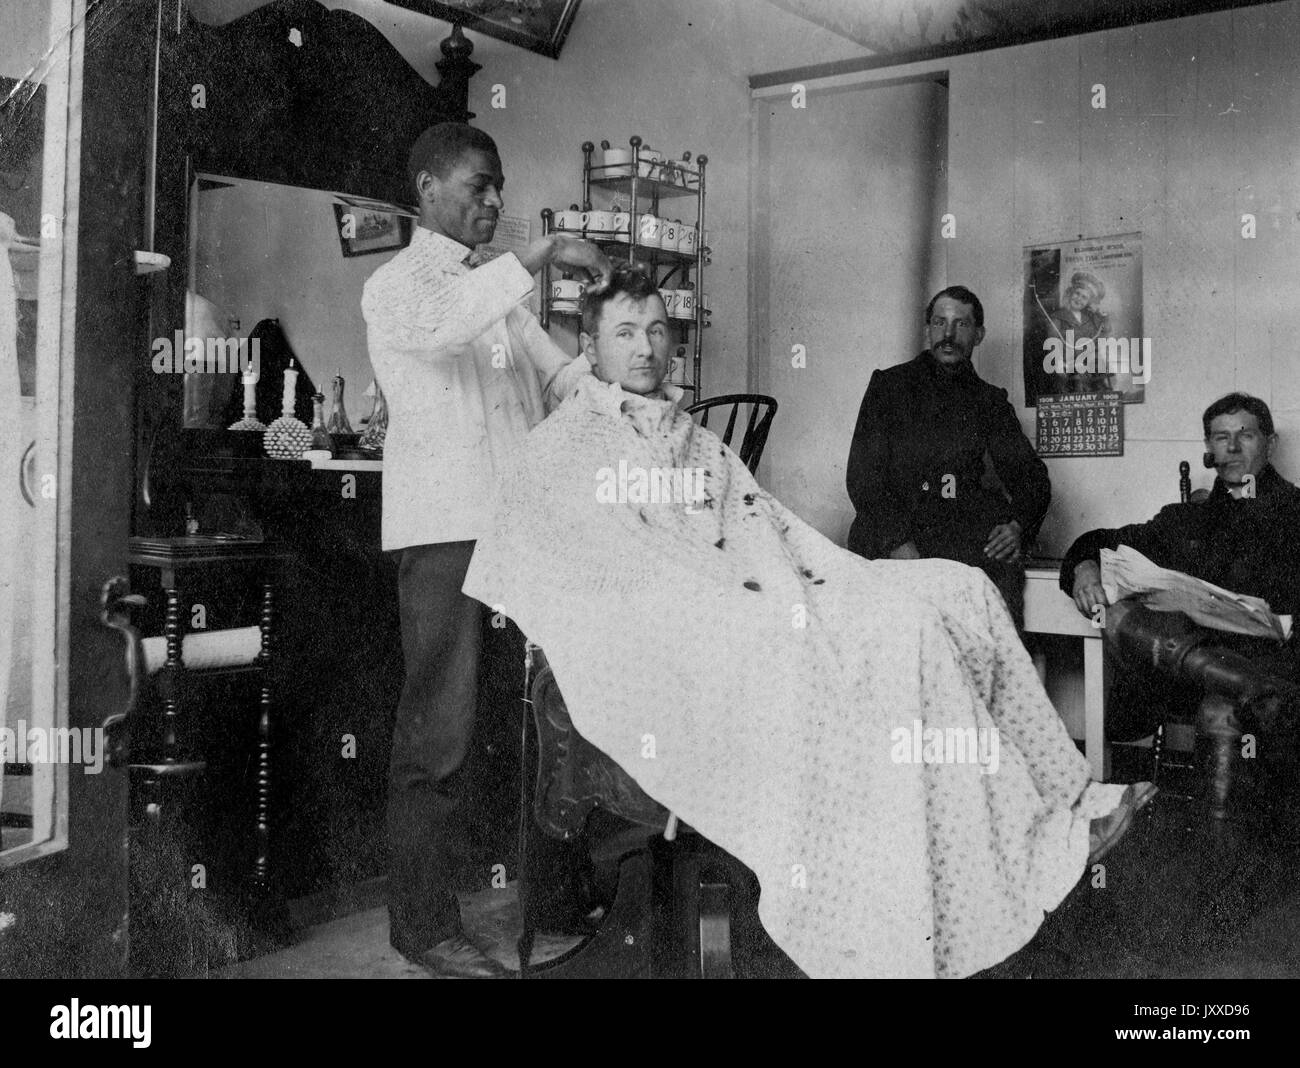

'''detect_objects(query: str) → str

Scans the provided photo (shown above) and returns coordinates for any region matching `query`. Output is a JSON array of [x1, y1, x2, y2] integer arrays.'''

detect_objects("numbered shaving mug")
[[601, 147, 634, 177], [552, 279, 587, 302], [638, 213, 663, 248], [554, 209, 586, 233], [608, 209, 630, 243], [586, 210, 616, 239], [677, 224, 698, 256], [659, 289, 679, 318], [552, 280, 585, 314], [661, 219, 678, 250], [674, 288, 696, 320], [637, 148, 664, 180]]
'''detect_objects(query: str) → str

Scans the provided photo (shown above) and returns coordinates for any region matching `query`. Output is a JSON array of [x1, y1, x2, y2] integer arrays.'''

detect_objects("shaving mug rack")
[[540, 136, 710, 395]]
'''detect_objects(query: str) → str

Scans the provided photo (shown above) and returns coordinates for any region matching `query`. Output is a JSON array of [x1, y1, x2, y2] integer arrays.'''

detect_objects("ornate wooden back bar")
[[139, 0, 478, 523]]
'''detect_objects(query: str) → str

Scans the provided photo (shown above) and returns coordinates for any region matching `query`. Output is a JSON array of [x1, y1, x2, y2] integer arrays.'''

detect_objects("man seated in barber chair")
[[463, 265, 1138, 979], [1060, 392, 1300, 816]]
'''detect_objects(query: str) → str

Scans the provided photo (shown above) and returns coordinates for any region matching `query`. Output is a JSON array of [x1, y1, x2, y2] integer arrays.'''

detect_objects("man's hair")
[[925, 285, 984, 328], [580, 264, 663, 336], [1202, 392, 1275, 438], [408, 123, 499, 201]]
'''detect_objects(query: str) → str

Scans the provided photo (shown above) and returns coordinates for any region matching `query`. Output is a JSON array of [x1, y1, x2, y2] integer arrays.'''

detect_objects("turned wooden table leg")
[[253, 579, 274, 894], [160, 585, 183, 765], [1151, 722, 1167, 787]]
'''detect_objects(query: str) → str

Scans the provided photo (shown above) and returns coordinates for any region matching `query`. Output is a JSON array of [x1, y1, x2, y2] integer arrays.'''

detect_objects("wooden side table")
[[127, 536, 292, 898], [1024, 564, 1108, 781]]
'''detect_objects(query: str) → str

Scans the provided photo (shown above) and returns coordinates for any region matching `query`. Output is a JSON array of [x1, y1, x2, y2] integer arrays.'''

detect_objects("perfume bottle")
[[326, 371, 353, 435], [309, 392, 332, 453]]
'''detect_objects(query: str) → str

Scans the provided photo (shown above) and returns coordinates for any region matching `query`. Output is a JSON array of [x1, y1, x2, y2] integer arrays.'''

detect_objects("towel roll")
[[142, 626, 263, 675]]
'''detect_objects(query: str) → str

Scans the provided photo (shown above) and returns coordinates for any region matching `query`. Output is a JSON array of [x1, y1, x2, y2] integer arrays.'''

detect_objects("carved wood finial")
[[436, 22, 480, 119], [441, 21, 474, 61]]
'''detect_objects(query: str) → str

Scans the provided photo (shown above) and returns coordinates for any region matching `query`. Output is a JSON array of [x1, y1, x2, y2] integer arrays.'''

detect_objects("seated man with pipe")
[[1060, 393, 1300, 799], [463, 265, 1139, 979]]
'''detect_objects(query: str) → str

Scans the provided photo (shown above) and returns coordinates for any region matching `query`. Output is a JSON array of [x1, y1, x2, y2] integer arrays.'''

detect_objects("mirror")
[[1, 0, 82, 862], [183, 174, 416, 431]]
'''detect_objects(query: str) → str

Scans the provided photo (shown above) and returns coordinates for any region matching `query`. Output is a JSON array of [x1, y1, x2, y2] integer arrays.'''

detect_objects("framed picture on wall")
[[333, 204, 414, 258], [386, 1, 582, 60]]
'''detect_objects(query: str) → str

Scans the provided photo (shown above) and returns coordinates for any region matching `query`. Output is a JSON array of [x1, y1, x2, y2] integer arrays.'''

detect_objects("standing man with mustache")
[[845, 286, 1050, 628], [362, 122, 611, 978]]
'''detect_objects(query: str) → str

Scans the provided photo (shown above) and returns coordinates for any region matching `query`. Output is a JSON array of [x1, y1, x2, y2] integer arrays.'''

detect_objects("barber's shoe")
[[406, 934, 516, 979]]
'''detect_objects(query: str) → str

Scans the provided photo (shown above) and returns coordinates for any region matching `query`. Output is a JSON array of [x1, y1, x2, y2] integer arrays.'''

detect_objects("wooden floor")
[[215, 769, 1300, 979], [214, 882, 580, 978], [979, 764, 1300, 979]]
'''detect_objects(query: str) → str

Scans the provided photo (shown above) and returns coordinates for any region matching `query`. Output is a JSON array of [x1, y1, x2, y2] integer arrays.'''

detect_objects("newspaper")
[[1100, 545, 1292, 641]]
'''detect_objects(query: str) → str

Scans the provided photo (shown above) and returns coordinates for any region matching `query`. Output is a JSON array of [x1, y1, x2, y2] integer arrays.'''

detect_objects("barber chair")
[[515, 644, 799, 979], [1141, 460, 1210, 796], [1104, 600, 1297, 819], [1101, 461, 1300, 819], [685, 394, 777, 475], [514, 399, 791, 977]]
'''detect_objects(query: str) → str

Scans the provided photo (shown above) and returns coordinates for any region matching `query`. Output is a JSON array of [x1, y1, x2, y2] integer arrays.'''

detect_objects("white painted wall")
[[943, 0, 1300, 556], [752, 76, 947, 542], [456, 0, 867, 396]]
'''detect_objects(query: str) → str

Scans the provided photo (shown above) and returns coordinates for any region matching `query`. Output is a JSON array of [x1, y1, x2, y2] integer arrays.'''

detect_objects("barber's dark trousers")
[[387, 541, 593, 956], [388, 541, 482, 955]]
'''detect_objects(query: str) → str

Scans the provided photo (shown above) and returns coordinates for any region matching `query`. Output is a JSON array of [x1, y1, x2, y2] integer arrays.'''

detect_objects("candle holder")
[[263, 361, 312, 460], [229, 367, 267, 432]]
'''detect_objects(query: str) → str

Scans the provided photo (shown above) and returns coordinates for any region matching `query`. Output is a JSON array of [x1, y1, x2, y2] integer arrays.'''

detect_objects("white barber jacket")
[[362, 226, 591, 550]]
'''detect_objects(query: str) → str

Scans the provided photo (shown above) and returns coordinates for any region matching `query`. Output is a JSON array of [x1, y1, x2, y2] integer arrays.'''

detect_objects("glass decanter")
[[326, 371, 353, 435], [358, 382, 387, 455], [309, 392, 332, 453]]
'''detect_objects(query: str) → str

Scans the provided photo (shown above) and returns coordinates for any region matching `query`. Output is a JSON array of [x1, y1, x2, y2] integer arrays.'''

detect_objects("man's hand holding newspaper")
[[1100, 544, 1292, 642]]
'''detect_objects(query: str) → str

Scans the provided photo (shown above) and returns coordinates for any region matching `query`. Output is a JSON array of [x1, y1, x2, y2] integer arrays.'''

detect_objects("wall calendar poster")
[[1023, 231, 1144, 407], [1036, 391, 1123, 457]]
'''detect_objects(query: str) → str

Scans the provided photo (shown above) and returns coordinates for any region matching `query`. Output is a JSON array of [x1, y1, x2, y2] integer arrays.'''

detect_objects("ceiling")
[[187, 0, 1285, 75], [761, 0, 1281, 59]]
